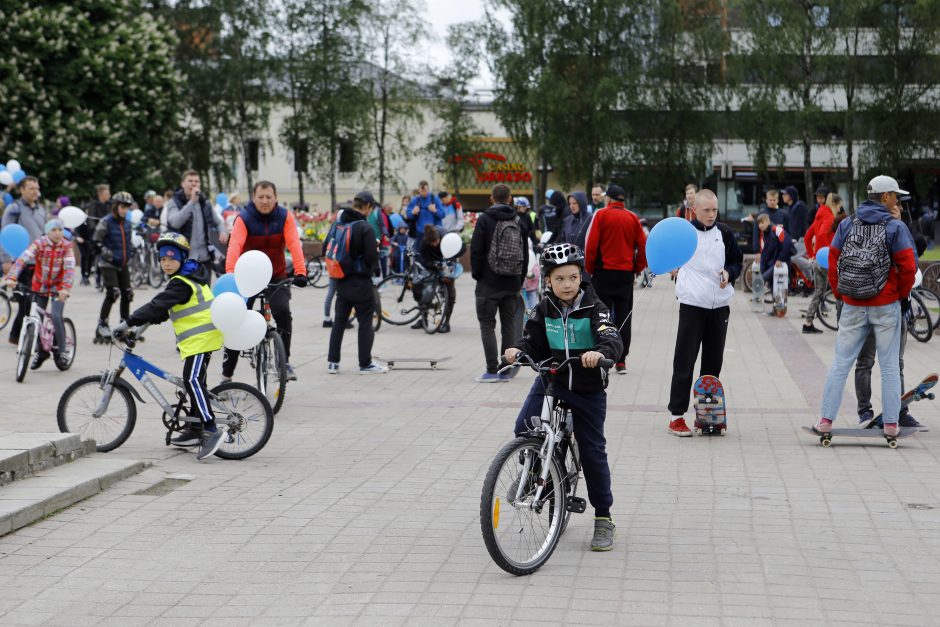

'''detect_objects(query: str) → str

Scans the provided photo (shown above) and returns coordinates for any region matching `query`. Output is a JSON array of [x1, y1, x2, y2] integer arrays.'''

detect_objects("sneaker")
[[899, 414, 928, 431], [219, 376, 232, 384], [475, 372, 503, 383], [858, 413, 877, 429], [30, 350, 49, 370], [327, 362, 339, 374], [590, 518, 615, 552], [196, 429, 225, 460], [813, 418, 833, 434], [615, 362, 626, 374], [8, 336, 17, 345], [80, 276, 90, 286], [54, 355, 70, 370], [345, 320, 355, 329], [438, 322, 451, 334], [322, 320, 333, 328], [359, 362, 388, 374], [802, 324, 823, 334], [883, 422, 900, 438], [170, 427, 202, 447], [668, 417, 692, 437], [286, 364, 297, 381], [410, 319, 424, 330]]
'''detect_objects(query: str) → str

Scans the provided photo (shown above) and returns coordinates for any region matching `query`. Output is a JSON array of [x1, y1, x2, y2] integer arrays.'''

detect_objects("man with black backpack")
[[471, 183, 529, 382], [814, 175, 917, 438]]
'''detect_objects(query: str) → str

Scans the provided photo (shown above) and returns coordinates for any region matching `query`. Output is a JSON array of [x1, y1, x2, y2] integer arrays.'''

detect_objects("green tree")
[[0, 0, 183, 198]]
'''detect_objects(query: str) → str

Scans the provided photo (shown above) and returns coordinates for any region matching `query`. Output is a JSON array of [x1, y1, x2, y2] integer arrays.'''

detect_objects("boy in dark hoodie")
[[112, 232, 225, 462], [504, 242, 623, 552], [782, 185, 808, 241], [562, 192, 592, 249], [537, 190, 568, 244]]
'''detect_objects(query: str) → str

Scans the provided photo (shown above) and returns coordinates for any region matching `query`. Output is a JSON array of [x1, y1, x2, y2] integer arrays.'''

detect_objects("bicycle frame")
[[94, 349, 183, 419]]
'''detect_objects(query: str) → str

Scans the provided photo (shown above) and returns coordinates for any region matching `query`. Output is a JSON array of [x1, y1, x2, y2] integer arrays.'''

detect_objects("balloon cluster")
[[0, 160, 27, 206], [209, 251, 273, 351]]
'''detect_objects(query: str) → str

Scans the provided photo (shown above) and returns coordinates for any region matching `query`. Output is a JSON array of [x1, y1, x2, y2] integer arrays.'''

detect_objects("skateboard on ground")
[[802, 425, 918, 449], [693, 375, 726, 436], [772, 263, 788, 316], [869, 373, 937, 429], [381, 356, 451, 370], [750, 262, 764, 313]]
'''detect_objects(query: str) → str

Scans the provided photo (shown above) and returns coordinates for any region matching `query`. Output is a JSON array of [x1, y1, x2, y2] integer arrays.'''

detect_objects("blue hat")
[[158, 245, 182, 260], [44, 218, 65, 234]]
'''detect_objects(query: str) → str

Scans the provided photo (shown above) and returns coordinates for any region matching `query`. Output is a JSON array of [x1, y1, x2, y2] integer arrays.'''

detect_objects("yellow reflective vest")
[[169, 275, 224, 359]]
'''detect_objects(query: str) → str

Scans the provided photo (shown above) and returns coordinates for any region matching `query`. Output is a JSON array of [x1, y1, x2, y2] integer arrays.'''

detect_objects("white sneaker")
[[359, 362, 388, 374], [327, 362, 339, 374]]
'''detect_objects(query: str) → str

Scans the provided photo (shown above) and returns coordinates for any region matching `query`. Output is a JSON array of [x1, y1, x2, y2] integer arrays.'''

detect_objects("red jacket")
[[584, 202, 647, 274], [5, 236, 75, 294], [804, 205, 834, 258]]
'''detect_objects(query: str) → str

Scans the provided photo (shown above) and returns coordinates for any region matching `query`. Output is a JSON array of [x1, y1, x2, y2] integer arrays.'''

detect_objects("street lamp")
[[535, 161, 554, 206]]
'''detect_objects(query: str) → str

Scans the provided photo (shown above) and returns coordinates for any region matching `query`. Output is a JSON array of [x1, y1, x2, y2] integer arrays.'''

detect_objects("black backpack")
[[836, 217, 891, 300]]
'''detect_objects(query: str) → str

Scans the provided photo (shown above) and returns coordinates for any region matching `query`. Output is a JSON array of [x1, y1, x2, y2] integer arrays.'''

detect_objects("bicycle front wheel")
[[308, 257, 328, 288], [55, 318, 77, 371], [481, 437, 566, 576], [256, 331, 287, 414], [915, 287, 940, 331], [210, 381, 274, 459], [372, 286, 382, 332], [817, 288, 839, 331], [57, 375, 137, 452], [147, 251, 165, 288], [377, 274, 421, 325], [908, 291, 933, 343], [0, 291, 11, 330], [423, 282, 447, 334], [15, 324, 34, 383]]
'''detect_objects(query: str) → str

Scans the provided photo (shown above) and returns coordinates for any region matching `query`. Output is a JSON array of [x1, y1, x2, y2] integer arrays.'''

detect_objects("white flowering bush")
[[0, 0, 183, 196]]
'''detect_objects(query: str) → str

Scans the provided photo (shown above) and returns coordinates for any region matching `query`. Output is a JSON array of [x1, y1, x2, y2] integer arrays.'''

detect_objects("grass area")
[[923, 247, 940, 261]]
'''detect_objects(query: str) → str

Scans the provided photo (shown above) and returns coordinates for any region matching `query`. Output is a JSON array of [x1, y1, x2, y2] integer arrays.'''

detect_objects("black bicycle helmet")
[[540, 242, 585, 274]]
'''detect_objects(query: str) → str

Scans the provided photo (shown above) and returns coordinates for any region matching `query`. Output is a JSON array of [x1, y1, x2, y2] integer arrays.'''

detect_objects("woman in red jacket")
[[802, 192, 840, 333]]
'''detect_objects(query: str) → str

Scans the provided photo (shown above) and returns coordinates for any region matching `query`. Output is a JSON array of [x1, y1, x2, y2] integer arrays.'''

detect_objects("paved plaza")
[[0, 276, 939, 626]]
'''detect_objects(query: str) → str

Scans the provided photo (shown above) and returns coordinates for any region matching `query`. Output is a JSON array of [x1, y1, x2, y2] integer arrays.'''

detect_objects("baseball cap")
[[867, 175, 908, 195], [606, 184, 626, 201], [354, 190, 376, 205]]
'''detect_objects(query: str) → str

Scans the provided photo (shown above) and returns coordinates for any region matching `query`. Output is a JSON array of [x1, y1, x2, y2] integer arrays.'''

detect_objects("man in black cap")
[[811, 184, 829, 225], [326, 191, 386, 374]]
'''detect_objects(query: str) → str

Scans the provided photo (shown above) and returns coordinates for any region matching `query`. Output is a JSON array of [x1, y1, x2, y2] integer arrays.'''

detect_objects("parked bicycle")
[[11, 288, 76, 382], [57, 325, 273, 458], [480, 353, 614, 575], [306, 255, 329, 288], [376, 250, 448, 334]]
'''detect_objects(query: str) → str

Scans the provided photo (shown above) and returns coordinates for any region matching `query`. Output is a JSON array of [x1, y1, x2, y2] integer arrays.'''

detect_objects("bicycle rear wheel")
[[308, 257, 328, 288], [377, 274, 421, 325], [0, 291, 11, 330], [817, 288, 839, 331], [423, 282, 447, 334], [256, 331, 287, 414], [210, 381, 274, 459], [481, 437, 566, 576], [15, 324, 34, 383], [147, 249, 165, 288], [57, 375, 137, 452], [908, 291, 933, 343], [55, 318, 77, 371], [915, 287, 940, 331]]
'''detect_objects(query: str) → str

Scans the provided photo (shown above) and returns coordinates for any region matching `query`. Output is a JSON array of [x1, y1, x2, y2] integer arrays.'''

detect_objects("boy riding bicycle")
[[503, 242, 623, 551], [4, 218, 75, 370], [113, 232, 225, 461]]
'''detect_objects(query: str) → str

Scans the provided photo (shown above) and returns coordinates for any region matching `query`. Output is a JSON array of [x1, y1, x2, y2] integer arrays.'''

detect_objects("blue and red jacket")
[[225, 202, 306, 280]]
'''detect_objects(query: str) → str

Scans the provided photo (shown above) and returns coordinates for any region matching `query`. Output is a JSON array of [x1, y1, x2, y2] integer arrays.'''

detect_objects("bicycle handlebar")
[[498, 352, 615, 375]]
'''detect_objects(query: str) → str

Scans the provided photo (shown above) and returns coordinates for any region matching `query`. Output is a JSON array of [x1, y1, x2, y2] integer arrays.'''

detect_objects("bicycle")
[[376, 252, 448, 334], [0, 289, 12, 331], [480, 353, 614, 575], [57, 326, 273, 457], [913, 284, 940, 332], [12, 289, 76, 383], [907, 289, 933, 343], [306, 255, 329, 288], [239, 279, 292, 415]]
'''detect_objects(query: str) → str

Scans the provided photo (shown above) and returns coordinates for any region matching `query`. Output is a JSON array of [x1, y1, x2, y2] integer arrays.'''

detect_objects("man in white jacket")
[[667, 189, 744, 436]]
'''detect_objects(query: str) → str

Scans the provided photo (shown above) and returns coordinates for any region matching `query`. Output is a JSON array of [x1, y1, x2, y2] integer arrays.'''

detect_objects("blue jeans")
[[821, 302, 902, 424]]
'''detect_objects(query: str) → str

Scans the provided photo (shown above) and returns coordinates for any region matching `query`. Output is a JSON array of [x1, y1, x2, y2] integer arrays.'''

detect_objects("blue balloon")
[[212, 273, 245, 300], [1, 224, 30, 259], [2, 193, 13, 206], [815, 246, 830, 269], [0, 165, 6, 172], [645, 217, 698, 274], [389, 213, 404, 229], [11, 170, 25, 184], [215, 193, 229, 210]]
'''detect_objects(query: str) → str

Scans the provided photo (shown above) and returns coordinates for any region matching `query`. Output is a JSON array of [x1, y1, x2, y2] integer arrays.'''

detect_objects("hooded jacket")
[[166, 189, 227, 262], [783, 186, 809, 240], [750, 204, 790, 251], [470, 203, 529, 291], [405, 193, 444, 234], [512, 283, 623, 394], [6, 235, 75, 294], [828, 200, 917, 306], [804, 204, 835, 258], [561, 192, 592, 249], [675, 220, 743, 310], [538, 191, 568, 243]]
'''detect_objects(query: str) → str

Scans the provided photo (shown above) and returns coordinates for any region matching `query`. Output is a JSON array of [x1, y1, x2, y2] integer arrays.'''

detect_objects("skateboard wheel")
[[887, 439, 898, 449], [820, 437, 832, 448]]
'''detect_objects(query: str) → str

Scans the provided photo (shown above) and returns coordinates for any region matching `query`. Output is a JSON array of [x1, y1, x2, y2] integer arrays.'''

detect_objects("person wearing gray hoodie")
[[561, 192, 592, 250]]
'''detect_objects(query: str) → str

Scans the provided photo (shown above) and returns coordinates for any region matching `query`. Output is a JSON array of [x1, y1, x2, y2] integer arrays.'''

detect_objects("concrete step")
[[0, 456, 147, 536], [0, 432, 94, 486]]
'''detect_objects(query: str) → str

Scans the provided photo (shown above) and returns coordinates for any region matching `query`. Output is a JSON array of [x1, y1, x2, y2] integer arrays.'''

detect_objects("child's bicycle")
[[480, 353, 614, 575], [56, 325, 273, 458], [11, 289, 77, 382]]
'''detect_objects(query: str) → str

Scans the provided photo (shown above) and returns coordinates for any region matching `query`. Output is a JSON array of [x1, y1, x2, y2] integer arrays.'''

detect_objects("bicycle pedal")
[[565, 496, 587, 513]]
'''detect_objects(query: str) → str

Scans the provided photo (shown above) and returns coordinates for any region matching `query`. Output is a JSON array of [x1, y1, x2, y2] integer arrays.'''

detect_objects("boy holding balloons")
[[112, 232, 225, 461]]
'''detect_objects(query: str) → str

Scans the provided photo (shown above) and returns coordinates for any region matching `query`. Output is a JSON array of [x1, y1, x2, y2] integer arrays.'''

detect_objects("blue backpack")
[[324, 221, 361, 279]]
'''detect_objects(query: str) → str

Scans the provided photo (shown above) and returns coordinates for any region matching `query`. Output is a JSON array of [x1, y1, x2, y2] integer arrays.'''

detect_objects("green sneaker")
[[591, 517, 615, 551]]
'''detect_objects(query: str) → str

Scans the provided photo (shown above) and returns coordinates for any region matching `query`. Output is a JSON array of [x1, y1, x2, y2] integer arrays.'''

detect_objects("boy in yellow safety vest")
[[112, 232, 225, 461]]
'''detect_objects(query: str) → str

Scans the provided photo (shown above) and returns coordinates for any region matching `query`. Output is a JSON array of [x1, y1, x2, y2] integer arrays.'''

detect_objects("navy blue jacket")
[[784, 186, 809, 240], [759, 223, 792, 274], [94, 214, 131, 267]]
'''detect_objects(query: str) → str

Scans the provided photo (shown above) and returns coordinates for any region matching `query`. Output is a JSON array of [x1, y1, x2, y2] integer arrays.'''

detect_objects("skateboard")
[[772, 263, 788, 316], [868, 373, 937, 429], [802, 425, 918, 449], [750, 261, 764, 313], [382, 356, 451, 370], [693, 375, 726, 436]]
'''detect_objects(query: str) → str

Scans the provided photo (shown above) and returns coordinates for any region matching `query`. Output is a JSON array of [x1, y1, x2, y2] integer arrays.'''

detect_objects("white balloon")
[[223, 309, 266, 350], [914, 268, 923, 289], [59, 206, 87, 229], [0, 171, 12, 186], [234, 250, 273, 297], [5, 160, 21, 174], [440, 232, 462, 259], [210, 292, 249, 334], [130, 208, 144, 225], [131, 232, 143, 248]]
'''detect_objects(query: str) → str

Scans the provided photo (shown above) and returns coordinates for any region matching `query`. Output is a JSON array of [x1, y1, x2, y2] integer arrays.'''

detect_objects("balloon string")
[[616, 272, 654, 334]]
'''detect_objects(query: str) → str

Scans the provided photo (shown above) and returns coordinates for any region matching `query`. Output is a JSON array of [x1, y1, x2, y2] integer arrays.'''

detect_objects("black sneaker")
[[410, 319, 424, 330], [322, 320, 333, 328], [858, 413, 878, 429], [30, 351, 49, 370], [802, 324, 823, 334], [345, 320, 355, 329], [196, 429, 224, 460], [171, 427, 202, 447], [899, 414, 927, 431]]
